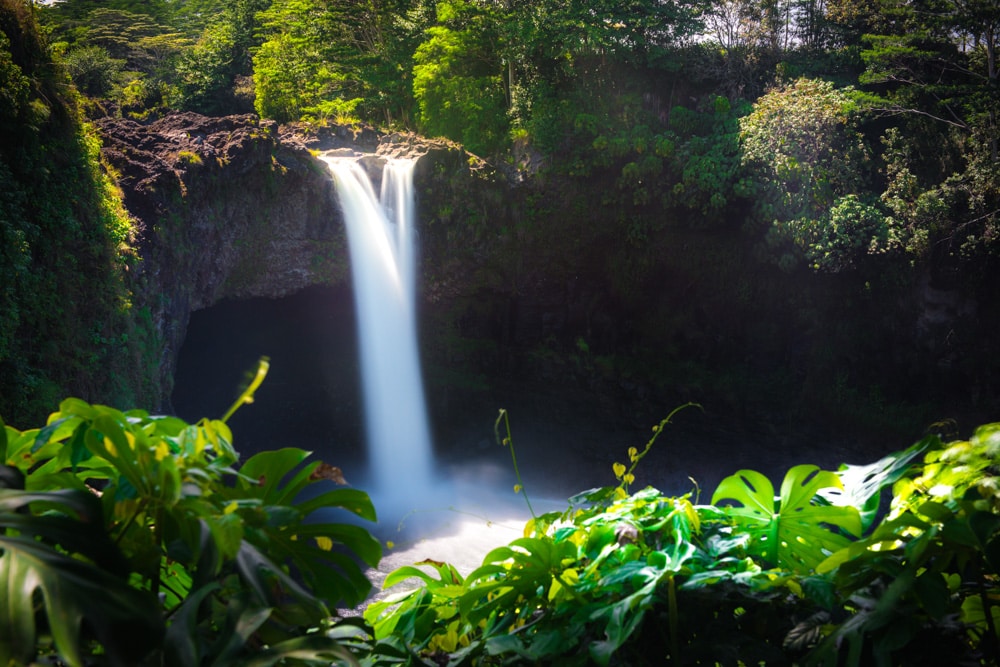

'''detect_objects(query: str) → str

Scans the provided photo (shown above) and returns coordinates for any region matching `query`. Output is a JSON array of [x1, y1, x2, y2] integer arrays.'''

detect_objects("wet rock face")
[[96, 113, 349, 405], [95, 112, 503, 408], [91, 115, 326, 402]]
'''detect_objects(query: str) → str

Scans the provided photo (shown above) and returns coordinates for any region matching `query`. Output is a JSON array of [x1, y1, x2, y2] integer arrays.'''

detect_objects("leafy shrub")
[[778, 194, 891, 272], [253, 32, 353, 123], [355, 415, 1000, 666], [412, 25, 508, 156], [741, 78, 884, 272], [1, 1, 157, 425], [0, 361, 380, 666], [175, 149, 203, 165], [62, 45, 124, 97], [302, 95, 363, 125]]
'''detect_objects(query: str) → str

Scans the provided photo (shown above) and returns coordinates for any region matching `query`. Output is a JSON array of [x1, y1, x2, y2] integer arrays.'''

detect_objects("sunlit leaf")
[[783, 611, 829, 652], [241, 634, 357, 667], [236, 447, 312, 502], [713, 465, 862, 571], [819, 439, 930, 530], [961, 593, 1000, 644]]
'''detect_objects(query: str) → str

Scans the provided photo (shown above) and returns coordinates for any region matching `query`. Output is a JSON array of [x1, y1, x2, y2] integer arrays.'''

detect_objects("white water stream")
[[322, 156, 435, 517]]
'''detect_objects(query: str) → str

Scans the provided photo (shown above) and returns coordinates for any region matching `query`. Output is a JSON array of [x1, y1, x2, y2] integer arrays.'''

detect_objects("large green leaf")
[[818, 439, 930, 531], [241, 634, 358, 667], [0, 536, 163, 666], [588, 571, 661, 666], [234, 541, 330, 626], [712, 464, 862, 572], [296, 487, 378, 522], [236, 448, 315, 503], [162, 582, 221, 667], [3, 396, 380, 665], [228, 449, 381, 608], [459, 537, 577, 623], [0, 489, 163, 666]]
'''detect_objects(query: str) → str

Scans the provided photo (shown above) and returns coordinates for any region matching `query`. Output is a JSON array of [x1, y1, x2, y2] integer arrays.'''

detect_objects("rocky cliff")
[[95, 111, 997, 445], [95, 111, 502, 407]]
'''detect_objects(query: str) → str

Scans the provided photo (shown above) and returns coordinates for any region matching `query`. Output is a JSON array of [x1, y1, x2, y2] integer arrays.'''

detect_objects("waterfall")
[[321, 156, 435, 515]]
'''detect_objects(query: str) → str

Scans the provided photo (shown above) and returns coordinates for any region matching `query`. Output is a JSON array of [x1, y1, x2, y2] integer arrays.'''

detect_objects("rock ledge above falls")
[[95, 111, 499, 408]]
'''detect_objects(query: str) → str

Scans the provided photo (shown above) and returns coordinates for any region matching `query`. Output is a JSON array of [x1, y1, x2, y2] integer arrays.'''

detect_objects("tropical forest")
[[1, 0, 999, 664]]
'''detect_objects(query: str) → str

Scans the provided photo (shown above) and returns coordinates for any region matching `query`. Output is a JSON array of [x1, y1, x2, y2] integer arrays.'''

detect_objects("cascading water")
[[321, 155, 435, 516]]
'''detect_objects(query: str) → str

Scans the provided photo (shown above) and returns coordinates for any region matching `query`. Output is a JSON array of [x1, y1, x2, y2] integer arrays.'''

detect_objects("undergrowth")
[[1, 359, 380, 666], [351, 410, 1000, 666], [3, 368, 998, 665], [0, 1, 155, 424]]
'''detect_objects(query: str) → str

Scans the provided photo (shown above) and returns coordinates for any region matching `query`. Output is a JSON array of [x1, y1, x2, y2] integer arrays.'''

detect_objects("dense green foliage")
[[0, 0, 158, 425], [0, 364, 380, 666], [411, 1, 507, 156], [739, 77, 883, 271], [4, 382, 999, 665], [26, 0, 998, 263], [354, 417, 1000, 665]]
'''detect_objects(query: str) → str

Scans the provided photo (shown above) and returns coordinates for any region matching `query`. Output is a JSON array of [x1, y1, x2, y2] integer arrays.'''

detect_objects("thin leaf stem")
[[151, 507, 163, 600], [620, 402, 701, 493], [975, 554, 999, 662], [221, 357, 270, 423], [495, 409, 536, 519], [667, 574, 679, 664], [112, 497, 149, 547]]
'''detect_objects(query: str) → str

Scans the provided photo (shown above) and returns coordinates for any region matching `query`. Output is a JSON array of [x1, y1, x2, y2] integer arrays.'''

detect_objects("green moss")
[[176, 149, 203, 165], [308, 240, 349, 282]]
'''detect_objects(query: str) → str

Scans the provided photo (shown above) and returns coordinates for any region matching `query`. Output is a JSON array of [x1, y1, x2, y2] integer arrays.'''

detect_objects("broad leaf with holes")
[[460, 536, 578, 624], [712, 464, 862, 572], [818, 439, 930, 531], [1, 380, 380, 666]]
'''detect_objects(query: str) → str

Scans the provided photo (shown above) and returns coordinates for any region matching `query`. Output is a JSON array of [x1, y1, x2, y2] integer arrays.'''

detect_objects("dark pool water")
[[173, 286, 909, 530]]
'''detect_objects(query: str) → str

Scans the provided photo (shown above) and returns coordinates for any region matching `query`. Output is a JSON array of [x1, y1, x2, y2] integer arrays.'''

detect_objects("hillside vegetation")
[[0, 0, 158, 424]]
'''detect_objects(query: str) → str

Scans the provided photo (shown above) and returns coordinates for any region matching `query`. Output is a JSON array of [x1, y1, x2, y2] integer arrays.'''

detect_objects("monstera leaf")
[[712, 465, 862, 572], [0, 488, 163, 666], [817, 439, 930, 531]]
